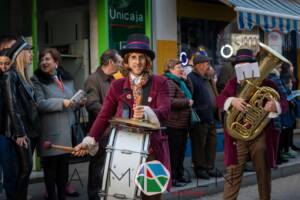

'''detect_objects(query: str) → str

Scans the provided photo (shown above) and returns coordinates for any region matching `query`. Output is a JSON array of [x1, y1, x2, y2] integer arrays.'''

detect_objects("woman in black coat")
[[0, 48, 20, 200], [1, 37, 40, 200]]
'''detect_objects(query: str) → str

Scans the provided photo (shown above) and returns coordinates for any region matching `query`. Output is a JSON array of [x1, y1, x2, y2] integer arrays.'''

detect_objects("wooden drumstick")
[[43, 141, 74, 153]]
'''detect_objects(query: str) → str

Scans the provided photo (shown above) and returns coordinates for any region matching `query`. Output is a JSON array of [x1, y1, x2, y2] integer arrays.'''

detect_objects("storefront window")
[[178, 17, 261, 74]]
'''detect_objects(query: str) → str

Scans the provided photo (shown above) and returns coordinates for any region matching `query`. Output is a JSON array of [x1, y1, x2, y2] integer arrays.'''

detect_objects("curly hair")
[[120, 52, 152, 77]]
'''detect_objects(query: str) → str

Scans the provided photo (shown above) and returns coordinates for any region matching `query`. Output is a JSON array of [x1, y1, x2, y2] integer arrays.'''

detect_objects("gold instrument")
[[225, 43, 290, 141]]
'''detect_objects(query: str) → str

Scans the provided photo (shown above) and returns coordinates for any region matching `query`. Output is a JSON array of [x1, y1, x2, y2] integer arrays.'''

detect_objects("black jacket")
[[0, 74, 4, 134], [0, 67, 40, 138]]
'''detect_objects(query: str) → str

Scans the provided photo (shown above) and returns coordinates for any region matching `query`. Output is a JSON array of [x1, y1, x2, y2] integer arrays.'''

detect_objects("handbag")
[[190, 108, 201, 126], [71, 108, 88, 147]]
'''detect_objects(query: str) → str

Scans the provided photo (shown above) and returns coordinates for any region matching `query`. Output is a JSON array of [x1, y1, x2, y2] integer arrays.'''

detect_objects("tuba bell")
[[225, 43, 291, 141]]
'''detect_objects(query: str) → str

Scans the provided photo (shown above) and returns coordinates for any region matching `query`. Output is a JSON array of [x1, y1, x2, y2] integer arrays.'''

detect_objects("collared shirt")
[[129, 73, 142, 85]]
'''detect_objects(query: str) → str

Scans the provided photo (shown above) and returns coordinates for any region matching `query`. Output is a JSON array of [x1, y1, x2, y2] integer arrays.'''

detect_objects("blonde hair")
[[164, 58, 181, 73], [15, 50, 31, 83]]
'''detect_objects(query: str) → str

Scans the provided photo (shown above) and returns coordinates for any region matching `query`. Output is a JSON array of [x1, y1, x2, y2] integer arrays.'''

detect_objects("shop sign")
[[108, 0, 145, 50], [268, 31, 282, 54], [231, 34, 259, 54]]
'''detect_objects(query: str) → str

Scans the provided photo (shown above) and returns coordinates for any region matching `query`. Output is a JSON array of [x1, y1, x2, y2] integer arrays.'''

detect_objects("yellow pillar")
[[153, 0, 177, 74]]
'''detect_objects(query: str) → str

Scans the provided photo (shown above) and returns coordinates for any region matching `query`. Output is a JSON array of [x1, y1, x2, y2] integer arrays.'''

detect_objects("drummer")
[[73, 33, 171, 199]]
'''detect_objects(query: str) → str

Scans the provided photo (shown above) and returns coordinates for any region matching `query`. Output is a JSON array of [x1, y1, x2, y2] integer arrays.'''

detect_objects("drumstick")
[[43, 141, 74, 153]]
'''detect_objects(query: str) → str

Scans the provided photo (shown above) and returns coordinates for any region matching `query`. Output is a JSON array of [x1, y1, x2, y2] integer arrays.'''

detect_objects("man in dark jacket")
[[188, 51, 218, 179], [84, 49, 122, 200]]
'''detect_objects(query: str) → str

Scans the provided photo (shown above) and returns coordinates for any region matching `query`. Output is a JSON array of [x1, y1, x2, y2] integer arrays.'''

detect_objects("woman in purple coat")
[[74, 34, 171, 199]]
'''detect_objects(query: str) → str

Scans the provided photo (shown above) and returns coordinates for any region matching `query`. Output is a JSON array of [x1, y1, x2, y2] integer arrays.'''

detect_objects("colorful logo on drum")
[[135, 160, 170, 196]]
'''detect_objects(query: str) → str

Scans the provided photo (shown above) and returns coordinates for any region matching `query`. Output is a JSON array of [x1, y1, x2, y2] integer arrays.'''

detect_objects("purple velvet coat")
[[216, 78, 288, 168], [89, 75, 171, 173]]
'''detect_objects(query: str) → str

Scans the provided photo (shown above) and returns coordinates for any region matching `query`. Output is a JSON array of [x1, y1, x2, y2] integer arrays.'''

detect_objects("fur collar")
[[34, 67, 73, 85]]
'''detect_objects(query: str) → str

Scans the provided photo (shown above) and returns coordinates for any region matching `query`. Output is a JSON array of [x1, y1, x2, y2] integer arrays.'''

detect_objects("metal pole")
[[32, 0, 38, 71]]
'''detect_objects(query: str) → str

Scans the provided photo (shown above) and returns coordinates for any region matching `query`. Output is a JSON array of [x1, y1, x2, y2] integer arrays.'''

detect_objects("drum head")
[[110, 117, 161, 130]]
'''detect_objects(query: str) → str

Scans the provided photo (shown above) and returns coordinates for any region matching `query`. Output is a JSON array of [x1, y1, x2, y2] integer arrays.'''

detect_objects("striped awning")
[[226, 0, 300, 33]]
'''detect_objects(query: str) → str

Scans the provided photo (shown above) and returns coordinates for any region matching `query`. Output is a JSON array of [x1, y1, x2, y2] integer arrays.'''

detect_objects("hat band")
[[236, 54, 254, 59], [126, 41, 150, 49], [12, 42, 28, 62]]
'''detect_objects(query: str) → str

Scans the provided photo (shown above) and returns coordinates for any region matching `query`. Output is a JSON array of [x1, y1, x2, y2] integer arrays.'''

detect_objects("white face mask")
[[234, 62, 260, 83]]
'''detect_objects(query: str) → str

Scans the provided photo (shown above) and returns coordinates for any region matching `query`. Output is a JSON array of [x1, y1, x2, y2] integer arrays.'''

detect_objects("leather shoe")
[[172, 180, 185, 187], [277, 157, 288, 165], [177, 176, 191, 183], [291, 145, 300, 151], [194, 169, 210, 180], [244, 165, 255, 172], [207, 170, 222, 177]]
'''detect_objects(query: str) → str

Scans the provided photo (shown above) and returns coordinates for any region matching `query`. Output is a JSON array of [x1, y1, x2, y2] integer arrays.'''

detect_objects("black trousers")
[[15, 143, 33, 200], [278, 127, 293, 154], [29, 136, 40, 154], [88, 136, 108, 200], [165, 127, 188, 180], [41, 154, 69, 200], [190, 122, 217, 170]]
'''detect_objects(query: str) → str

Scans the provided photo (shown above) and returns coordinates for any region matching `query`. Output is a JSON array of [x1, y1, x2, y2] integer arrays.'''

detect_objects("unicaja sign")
[[109, 8, 144, 23]]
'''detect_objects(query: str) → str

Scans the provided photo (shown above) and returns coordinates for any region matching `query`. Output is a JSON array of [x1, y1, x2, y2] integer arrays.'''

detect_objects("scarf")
[[129, 73, 149, 105], [165, 72, 192, 100]]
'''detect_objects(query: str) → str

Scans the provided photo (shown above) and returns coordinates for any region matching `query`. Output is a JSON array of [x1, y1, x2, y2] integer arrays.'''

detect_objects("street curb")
[[162, 160, 300, 200]]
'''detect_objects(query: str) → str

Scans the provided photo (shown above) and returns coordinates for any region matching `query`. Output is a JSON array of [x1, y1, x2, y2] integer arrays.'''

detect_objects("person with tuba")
[[216, 47, 288, 200]]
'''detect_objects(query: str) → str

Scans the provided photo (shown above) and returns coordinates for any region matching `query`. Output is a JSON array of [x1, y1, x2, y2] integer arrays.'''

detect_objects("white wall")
[[154, 0, 177, 41], [89, 0, 99, 72]]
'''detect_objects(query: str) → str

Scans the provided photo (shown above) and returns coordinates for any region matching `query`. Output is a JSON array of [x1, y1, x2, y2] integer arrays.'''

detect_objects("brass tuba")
[[225, 43, 290, 141]]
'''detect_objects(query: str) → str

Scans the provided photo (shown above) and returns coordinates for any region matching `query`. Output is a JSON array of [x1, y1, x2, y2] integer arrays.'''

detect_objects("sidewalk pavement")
[[27, 134, 300, 200]]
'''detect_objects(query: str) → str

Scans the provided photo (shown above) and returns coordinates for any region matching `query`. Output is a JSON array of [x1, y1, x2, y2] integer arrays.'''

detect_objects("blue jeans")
[[0, 135, 19, 199]]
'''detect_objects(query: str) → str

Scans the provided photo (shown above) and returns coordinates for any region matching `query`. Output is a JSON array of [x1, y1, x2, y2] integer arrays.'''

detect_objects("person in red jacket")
[[73, 33, 171, 200]]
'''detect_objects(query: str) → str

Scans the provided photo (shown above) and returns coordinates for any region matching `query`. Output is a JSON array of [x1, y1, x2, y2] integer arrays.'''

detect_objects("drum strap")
[[141, 76, 152, 106], [122, 88, 131, 118]]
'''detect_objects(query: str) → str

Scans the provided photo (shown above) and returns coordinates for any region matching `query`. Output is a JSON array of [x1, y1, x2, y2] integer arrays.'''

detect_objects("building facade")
[[1, 0, 300, 87]]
